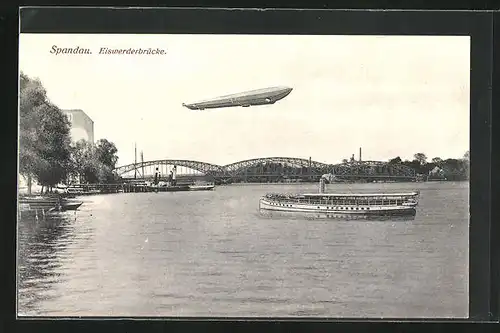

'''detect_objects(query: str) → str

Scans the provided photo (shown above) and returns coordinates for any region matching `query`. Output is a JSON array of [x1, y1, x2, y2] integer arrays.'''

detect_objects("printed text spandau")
[[49, 45, 167, 55]]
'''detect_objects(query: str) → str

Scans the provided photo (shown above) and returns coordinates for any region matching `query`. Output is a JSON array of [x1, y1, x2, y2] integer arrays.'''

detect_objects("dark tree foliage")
[[388, 156, 402, 164], [96, 139, 119, 169], [413, 153, 427, 165], [391, 151, 470, 181], [19, 72, 121, 192], [19, 72, 72, 193], [70, 139, 120, 184]]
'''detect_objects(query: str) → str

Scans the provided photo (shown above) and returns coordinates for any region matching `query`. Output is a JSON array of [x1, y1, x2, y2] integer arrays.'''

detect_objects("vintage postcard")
[[17, 32, 470, 318]]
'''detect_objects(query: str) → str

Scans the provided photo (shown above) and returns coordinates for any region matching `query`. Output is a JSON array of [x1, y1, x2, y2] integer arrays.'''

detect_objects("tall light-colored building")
[[62, 109, 94, 143]]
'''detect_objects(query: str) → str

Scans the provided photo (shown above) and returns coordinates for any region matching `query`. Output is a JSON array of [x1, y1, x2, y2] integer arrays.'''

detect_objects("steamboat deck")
[[259, 191, 419, 216]]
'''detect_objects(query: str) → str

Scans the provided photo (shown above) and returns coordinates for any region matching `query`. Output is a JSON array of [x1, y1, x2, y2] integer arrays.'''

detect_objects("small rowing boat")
[[18, 195, 83, 213]]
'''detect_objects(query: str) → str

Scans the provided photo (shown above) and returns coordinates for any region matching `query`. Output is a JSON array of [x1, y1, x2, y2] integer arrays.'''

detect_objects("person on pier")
[[168, 171, 173, 186]]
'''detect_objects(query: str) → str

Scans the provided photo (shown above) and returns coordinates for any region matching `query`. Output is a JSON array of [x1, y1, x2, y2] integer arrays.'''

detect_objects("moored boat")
[[59, 201, 83, 211], [188, 182, 215, 191], [66, 187, 101, 195], [18, 195, 83, 213], [148, 184, 191, 192]]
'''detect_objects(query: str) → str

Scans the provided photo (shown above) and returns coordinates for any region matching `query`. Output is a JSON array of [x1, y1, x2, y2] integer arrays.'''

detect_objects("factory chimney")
[[359, 147, 362, 162]]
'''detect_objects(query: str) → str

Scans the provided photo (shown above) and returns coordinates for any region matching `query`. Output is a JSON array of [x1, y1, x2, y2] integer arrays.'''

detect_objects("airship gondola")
[[182, 86, 293, 110]]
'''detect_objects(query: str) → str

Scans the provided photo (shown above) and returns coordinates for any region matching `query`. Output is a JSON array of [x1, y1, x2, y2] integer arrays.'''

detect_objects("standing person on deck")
[[154, 167, 159, 185], [153, 167, 160, 192], [168, 170, 173, 186], [172, 165, 177, 186]]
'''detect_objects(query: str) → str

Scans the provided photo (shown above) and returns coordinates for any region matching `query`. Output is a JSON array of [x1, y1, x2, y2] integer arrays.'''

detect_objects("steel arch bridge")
[[332, 161, 417, 180], [114, 159, 229, 179], [223, 157, 331, 175], [222, 157, 332, 182], [113, 158, 418, 182]]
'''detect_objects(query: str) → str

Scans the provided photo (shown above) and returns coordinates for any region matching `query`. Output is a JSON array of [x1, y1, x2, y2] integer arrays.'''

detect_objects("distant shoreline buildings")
[[62, 109, 94, 143]]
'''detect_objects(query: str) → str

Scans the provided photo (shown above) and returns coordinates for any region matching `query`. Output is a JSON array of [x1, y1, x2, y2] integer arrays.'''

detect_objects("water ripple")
[[17, 182, 469, 318]]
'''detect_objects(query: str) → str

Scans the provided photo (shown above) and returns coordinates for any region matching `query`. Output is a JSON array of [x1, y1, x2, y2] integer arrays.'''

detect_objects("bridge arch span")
[[223, 157, 331, 176], [331, 161, 417, 179], [114, 159, 227, 177], [114, 158, 417, 181]]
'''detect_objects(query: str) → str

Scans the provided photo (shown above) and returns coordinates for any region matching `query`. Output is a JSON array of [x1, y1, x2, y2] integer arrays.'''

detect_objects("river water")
[[17, 181, 469, 318]]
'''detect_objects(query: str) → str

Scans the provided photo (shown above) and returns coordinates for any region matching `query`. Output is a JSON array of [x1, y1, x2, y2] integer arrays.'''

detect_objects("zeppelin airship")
[[182, 86, 293, 110]]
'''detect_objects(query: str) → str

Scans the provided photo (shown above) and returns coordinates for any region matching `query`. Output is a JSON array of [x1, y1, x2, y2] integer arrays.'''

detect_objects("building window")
[[66, 113, 73, 123]]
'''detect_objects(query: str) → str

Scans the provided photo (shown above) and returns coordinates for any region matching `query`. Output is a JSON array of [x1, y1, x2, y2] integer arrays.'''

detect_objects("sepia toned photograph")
[[17, 33, 470, 318]]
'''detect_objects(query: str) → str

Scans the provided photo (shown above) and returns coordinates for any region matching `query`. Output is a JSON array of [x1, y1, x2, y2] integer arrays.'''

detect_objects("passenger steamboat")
[[259, 176, 419, 216]]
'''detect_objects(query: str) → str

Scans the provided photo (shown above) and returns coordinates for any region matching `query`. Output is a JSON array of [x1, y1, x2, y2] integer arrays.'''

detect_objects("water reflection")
[[16, 182, 468, 317], [17, 212, 77, 314], [258, 209, 416, 222]]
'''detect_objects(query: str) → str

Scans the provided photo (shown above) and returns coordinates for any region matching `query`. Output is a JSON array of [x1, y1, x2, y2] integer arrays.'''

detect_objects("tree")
[[438, 158, 469, 181], [462, 150, 470, 180], [18, 72, 72, 194], [341, 159, 348, 164], [414, 153, 427, 165], [389, 156, 402, 164], [431, 157, 443, 166], [34, 102, 72, 191], [19, 73, 46, 194], [69, 139, 93, 183], [69, 138, 120, 184], [96, 139, 119, 169]]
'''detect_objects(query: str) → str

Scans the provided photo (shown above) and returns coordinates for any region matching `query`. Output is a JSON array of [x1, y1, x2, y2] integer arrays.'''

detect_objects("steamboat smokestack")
[[319, 177, 326, 194]]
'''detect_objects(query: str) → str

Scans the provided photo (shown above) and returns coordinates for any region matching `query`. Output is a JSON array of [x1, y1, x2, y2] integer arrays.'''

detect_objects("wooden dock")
[[64, 182, 194, 194]]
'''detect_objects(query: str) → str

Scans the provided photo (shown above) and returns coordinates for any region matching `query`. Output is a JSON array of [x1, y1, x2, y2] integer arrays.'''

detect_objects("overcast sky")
[[19, 34, 470, 167]]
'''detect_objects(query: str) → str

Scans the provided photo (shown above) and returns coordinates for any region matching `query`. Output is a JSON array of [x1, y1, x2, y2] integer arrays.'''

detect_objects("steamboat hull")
[[148, 185, 190, 192], [188, 185, 215, 191], [259, 198, 416, 216]]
